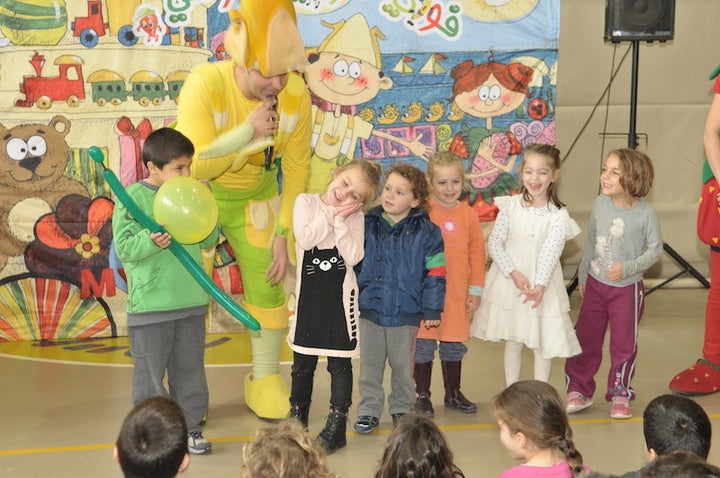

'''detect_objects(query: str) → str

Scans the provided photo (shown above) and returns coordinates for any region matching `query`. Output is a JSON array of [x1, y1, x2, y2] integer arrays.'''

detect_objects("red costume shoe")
[[669, 359, 720, 395]]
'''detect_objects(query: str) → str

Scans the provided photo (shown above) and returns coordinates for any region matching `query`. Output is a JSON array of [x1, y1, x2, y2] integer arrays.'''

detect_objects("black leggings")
[[290, 352, 352, 411]]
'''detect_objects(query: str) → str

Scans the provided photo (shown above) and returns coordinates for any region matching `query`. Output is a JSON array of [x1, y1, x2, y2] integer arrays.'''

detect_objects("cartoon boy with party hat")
[[304, 13, 433, 193], [175, 0, 311, 420]]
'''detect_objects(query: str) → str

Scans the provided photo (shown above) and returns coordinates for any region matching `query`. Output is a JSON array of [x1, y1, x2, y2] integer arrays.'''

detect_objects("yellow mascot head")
[[224, 0, 308, 76]]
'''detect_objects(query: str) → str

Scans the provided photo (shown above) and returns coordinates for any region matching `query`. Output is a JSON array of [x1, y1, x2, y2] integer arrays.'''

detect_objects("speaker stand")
[[627, 40, 708, 295], [567, 41, 709, 296], [646, 243, 710, 295]]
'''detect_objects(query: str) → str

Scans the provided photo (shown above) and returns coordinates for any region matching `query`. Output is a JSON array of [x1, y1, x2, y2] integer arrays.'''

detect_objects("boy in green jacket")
[[112, 128, 218, 455]]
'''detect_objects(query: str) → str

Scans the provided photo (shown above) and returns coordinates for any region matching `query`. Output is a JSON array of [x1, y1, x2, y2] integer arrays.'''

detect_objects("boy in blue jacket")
[[353, 163, 446, 434]]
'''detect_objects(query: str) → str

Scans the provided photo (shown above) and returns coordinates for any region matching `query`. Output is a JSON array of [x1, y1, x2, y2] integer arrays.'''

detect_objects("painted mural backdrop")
[[0, 0, 558, 341]]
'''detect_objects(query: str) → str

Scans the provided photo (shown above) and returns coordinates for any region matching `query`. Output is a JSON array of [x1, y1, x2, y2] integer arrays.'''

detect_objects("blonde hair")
[[239, 420, 337, 478], [493, 380, 584, 476], [427, 151, 467, 191], [334, 159, 382, 205]]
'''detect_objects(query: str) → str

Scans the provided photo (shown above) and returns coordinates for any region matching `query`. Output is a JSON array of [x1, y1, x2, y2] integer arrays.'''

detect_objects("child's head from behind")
[[519, 143, 563, 208], [115, 396, 189, 478], [427, 151, 466, 209], [142, 128, 195, 186], [643, 394, 711, 460], [639, 449, 720, 478], [493, 380, 583, 473], [324, 160, 382, 209], [239, 420, 336, 478], [375, 414, 464, 478], [381, 162, 430, 222], [602, 148, 654, 199]]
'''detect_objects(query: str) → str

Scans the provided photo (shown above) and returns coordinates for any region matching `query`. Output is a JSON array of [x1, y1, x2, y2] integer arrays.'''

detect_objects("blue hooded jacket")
[[356, 205, 446, 327]]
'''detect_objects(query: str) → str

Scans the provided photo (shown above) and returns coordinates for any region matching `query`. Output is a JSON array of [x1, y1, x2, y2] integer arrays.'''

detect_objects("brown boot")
[[413, 361, 435, 417], [442, 360, 477, 413]]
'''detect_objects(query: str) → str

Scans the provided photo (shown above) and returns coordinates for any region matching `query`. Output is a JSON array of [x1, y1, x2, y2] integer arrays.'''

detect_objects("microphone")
[[264, 95, 277, 170]]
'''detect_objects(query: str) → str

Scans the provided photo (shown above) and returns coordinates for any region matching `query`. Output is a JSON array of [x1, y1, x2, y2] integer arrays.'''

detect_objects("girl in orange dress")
[[414, 152, 486, 416]]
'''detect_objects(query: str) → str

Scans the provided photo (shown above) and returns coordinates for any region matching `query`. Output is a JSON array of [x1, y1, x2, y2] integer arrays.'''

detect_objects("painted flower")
[[24, 194, 114, 288], [75, 233, 101, 259]]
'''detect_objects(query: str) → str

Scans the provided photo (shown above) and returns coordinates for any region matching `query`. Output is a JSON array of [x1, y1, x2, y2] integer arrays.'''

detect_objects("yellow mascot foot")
[[244, 373, 290, 420]]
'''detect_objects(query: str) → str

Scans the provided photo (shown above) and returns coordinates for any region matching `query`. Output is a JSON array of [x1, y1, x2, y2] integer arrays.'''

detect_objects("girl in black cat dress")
[[288, 160, 380, 454]]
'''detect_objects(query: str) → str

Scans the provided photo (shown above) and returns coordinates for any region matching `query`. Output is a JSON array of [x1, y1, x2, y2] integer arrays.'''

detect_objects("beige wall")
[[556, 0, 720, 282]]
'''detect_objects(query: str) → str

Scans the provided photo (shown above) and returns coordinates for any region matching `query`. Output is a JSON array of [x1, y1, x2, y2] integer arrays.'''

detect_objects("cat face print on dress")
[[295, 247, 357, 351]]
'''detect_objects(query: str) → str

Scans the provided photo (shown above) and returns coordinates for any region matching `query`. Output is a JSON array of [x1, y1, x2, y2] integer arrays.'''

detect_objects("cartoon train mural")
[[15, 53, 86, 108], [70, 0, 203, 49], [15, 52, 189, 109]]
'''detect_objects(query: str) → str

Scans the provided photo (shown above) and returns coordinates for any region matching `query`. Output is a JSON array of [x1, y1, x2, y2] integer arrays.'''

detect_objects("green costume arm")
[[198, 122, 254, 160]]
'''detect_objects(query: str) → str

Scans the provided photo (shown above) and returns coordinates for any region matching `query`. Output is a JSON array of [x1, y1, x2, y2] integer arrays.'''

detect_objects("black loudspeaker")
[[604, 0, 675, 42]]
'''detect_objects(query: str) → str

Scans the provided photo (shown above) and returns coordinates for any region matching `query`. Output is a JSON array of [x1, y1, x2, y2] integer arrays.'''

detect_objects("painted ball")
[[0, 0, 68, 46]]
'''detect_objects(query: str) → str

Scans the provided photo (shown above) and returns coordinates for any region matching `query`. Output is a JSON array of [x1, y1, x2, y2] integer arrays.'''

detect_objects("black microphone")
[[264, 95, 277, 170]]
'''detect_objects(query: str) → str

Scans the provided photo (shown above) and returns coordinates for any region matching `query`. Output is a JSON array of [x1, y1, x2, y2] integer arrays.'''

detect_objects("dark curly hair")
[[385, 162, 431, 212]]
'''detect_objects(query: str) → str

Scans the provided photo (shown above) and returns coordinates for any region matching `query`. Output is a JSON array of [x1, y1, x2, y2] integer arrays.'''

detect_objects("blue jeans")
[[414, 338, 468, 363]]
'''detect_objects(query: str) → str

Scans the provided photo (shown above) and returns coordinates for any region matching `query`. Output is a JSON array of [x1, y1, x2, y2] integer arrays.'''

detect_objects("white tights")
[[503, 340, 552, 386]]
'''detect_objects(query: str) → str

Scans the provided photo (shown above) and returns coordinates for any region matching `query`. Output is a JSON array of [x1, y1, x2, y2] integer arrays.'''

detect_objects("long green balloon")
[[89, 146, 260, 331]]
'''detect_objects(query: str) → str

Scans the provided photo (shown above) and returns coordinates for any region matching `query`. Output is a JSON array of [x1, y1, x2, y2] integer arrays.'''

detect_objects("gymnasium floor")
[[1, 287, 718, 477]]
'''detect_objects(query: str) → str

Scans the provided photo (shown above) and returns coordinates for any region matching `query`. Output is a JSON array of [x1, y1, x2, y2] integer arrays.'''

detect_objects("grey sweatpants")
[[357, 318, 418, 418], [129, 315, 208, 433]]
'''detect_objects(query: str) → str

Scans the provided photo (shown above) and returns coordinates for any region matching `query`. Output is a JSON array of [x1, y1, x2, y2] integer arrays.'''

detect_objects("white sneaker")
[[187, 431, 212, 454]]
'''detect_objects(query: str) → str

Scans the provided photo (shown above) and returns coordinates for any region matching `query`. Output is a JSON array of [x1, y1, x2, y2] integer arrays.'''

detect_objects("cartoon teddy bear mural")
[[0, 115, 90, 273]]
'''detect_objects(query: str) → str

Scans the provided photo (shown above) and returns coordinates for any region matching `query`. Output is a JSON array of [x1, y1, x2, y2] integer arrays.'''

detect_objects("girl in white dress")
[[470, 143, 581, 386]]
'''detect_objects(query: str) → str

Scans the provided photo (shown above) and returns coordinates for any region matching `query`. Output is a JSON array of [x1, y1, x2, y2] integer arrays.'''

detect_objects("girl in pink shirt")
[[493, 380, 586, 478]]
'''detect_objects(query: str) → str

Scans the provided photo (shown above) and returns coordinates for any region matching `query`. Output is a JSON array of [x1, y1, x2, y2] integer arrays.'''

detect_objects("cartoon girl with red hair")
[[448, 60, 534, 208]]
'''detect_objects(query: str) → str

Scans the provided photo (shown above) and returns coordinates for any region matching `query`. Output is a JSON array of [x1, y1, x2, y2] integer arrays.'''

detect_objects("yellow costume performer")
[[175, 0, 311, 419]]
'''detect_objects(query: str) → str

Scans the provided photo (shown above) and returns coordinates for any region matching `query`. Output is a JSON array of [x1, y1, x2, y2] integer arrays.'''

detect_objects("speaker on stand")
[[604, 0, 675, 44], [568, 0, 708, 295]]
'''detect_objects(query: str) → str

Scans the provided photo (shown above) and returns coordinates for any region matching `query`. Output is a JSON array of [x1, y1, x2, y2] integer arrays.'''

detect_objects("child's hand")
[[604, 261, 623, 282], [520, 285, 545, 309], [422, 319, 440, 329], [510, 271, 530, 291], [466, 294, 481, 312], [335, 202, 363, 218], [150, 231, 171, 249]]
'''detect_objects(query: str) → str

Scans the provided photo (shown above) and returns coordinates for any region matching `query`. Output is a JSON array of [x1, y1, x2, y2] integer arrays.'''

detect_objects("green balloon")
[[154, 176, 219, 244]]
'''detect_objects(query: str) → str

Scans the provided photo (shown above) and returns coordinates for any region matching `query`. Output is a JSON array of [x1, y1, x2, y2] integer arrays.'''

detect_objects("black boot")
[[316, 407, 347, 454], [442, 360, 477, 413], [288, 404, 310, 428], [413, 361, 435, 417]]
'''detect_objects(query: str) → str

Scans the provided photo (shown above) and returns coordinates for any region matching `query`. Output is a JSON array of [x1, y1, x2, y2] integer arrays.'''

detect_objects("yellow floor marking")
[[7, 416, 720, 456]]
